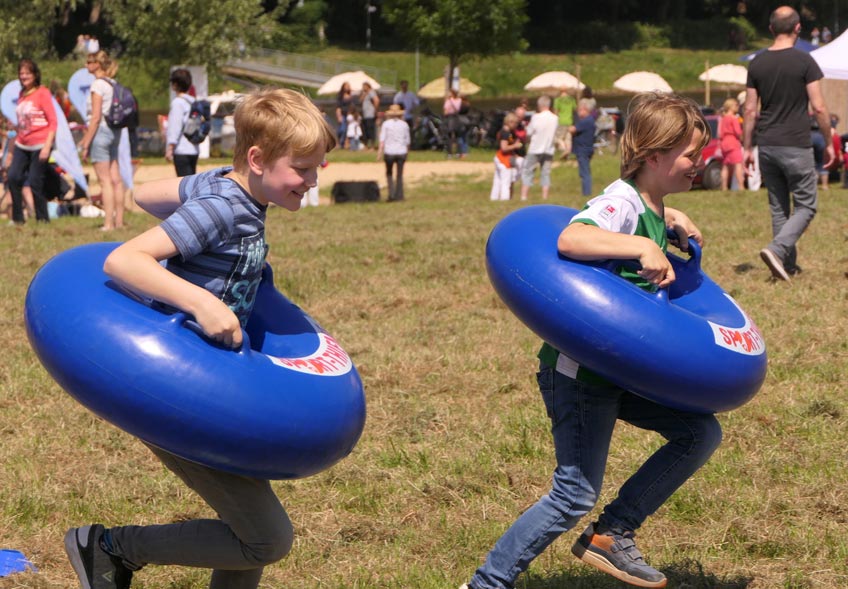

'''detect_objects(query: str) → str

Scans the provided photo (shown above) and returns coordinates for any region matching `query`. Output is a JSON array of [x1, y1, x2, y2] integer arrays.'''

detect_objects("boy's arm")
[[103, 226, 243, 348], [664, 206, 704, 251], [557, 222, 675, 288], [133, 177, 185, 219]]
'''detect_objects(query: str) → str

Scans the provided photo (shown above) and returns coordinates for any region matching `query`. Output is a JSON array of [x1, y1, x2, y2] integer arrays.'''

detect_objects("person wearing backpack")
[[166, 69, 200, 177], [78, 50, 126, 231]]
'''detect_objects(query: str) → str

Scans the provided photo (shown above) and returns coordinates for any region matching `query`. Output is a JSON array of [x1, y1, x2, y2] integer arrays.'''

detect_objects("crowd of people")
[[0, 37, 139, 228]]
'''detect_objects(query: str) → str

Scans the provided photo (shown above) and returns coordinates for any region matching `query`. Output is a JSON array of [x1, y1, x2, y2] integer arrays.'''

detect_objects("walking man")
[[743, 5, 834, 281]]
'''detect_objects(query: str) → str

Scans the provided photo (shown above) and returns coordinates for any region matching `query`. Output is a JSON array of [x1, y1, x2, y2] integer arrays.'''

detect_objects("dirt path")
[[121, 160, 493, 205]]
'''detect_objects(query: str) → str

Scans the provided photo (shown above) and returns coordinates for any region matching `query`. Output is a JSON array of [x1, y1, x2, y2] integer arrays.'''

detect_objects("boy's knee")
[[244, 517, 294, 566], [695, 415, 723, 455]]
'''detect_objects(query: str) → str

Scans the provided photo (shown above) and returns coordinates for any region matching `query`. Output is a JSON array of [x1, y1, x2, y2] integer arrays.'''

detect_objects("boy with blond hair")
[[64, 88, 336, 589], [462, 93, 722, 589]]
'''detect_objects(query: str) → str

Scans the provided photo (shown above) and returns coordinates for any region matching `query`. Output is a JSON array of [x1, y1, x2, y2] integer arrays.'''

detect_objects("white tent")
[[811, 30, 848, 135], [811, 29, 848, 80]]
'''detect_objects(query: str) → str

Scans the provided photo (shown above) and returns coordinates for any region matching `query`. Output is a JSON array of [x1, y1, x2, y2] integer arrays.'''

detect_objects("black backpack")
[[104, 79, 139, 129], [181, 97, 212, 145]]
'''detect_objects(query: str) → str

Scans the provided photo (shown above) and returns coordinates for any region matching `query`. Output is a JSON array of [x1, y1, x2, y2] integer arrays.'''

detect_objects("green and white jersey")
[[538, 178, 667, 381]]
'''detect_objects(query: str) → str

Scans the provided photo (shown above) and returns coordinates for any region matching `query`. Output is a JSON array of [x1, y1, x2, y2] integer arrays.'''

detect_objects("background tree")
[[382, 0, 527, 92], [103, 0, 288, 67], [0, 0, 61, 79]]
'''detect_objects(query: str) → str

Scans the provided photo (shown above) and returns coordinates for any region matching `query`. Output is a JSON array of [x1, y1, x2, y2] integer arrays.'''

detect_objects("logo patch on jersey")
[[267, 333, 353, 376], [600, 204, 616, 220]]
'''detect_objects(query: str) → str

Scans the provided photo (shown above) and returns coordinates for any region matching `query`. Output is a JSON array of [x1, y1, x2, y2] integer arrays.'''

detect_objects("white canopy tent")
[[811, 30, 848, 135], [811, 29, 848, 80]]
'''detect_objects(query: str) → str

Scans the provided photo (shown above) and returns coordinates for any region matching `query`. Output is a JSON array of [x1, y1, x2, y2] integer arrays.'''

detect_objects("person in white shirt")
[[520, 95, 560, 200], [166, 68, 200, 177], [377, 104, 411, 201], [346, 108, 362, 151]]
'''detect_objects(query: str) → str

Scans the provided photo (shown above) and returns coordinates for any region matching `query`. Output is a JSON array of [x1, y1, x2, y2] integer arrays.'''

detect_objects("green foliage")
[[0, 0, 60, 79], [103, 0, 288, 67], [382, 0, 528, 73], [279, 0, 329, 50], [527, 17, 759, 52]]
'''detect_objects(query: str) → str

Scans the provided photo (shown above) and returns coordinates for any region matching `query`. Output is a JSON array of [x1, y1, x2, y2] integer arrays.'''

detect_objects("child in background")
[[64, 88, 337, 589], [719, 97, 745, 191], [346, 107, 362, 151], [490, 112, 522, 201], [462, 92, 721, 589]]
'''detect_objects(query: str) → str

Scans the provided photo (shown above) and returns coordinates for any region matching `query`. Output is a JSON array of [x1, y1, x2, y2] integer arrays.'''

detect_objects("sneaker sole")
[[760, 248, 790, 281], [64, 527, 93, 589], [573, 543, 667, 588]]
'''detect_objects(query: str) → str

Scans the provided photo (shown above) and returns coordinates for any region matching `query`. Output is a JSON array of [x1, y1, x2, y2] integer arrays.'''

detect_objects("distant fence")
[[222, 48, 398, 91]]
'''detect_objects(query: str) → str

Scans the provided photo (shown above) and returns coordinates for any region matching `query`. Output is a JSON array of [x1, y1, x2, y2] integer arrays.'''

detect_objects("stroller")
[[412, 106, 445, 151]]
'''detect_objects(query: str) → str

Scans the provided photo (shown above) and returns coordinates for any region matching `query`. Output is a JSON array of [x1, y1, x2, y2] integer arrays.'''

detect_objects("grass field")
[[1, 153, 847, 589]]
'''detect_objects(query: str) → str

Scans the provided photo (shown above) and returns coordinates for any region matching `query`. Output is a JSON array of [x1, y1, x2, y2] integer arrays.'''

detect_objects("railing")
[[225, 48, 398, 90]]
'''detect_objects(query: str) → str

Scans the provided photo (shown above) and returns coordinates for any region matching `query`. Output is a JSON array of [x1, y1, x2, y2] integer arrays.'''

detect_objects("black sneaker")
[[64, 524, 133, 589], [572, 522, 667, 588]]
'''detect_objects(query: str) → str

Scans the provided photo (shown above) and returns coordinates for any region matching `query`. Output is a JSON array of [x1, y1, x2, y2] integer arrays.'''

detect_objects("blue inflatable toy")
[[25, 243, 366, 479], [486, 205, 766, 414]]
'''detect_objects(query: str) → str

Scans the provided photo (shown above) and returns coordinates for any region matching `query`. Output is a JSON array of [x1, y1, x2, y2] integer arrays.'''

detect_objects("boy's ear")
[[246, 146, 264, 175]]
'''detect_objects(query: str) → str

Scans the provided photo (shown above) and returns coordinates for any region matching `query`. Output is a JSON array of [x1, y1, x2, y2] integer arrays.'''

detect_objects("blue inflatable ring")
[[25, 243, 366, 479], [486, 205, 766, 414]]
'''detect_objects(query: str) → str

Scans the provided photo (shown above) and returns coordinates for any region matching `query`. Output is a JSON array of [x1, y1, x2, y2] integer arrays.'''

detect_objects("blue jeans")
[[576, 152, 592, 196], [758, 146, 818, 270], [470, 364, 722, 589]]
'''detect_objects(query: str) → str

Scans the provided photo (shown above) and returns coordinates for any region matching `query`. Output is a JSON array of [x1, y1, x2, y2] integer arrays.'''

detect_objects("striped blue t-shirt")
[[160, 166, 268, 326]]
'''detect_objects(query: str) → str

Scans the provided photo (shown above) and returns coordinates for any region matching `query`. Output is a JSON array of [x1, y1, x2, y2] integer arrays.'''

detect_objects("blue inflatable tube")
[[25, 243, 366, 479], [486, 205, 766, 414]]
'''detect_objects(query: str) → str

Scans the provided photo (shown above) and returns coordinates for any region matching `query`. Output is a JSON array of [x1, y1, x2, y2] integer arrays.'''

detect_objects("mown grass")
[[1, 154, 847, 589]]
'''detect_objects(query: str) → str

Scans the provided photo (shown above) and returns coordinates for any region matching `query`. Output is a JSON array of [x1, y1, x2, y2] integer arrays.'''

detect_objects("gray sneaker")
[[572, 522, 667, 588], [64, 524, 133, 589], [760, 248, 791, 281]]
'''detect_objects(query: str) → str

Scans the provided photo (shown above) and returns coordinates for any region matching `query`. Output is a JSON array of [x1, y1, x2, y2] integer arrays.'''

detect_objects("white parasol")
[[699, 63, 748, 86], [523, 71, 585, 92], [317, 71, 381, 96], [613, 71, 673, 93]]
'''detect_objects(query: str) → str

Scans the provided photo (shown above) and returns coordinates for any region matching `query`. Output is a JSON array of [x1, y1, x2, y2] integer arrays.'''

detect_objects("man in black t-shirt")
[[743, 5, 834, 282]]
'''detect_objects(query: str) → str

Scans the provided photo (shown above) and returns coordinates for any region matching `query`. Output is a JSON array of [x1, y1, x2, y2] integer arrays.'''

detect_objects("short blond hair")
[[233, 88, 336, 172], [721, 97, 739, 114], [619, 92, 710, 180]]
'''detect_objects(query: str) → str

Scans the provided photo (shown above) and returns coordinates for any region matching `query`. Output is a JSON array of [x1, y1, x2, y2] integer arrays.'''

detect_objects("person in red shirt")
[[719, 97, 745, 191], [7, 58, 56, 224]]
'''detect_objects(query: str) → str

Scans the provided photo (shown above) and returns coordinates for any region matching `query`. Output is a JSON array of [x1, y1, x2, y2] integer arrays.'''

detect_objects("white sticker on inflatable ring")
[[267, 332, 353, 375], [708, 294, 765, 356]]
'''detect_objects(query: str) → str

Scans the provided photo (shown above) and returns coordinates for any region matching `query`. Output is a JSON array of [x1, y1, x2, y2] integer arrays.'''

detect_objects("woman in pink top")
[[443, 88, 465, 158], [7, 58, 56, 224], [719, 97, 745, 191]]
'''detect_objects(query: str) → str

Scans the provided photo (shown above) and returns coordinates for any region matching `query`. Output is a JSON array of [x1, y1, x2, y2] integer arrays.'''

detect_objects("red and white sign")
[[708, 295, 765, 356], [267, 333, 353, 376]]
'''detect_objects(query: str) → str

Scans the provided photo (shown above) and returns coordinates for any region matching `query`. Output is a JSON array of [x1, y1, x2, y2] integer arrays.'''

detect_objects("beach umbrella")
[[417, 77, 481, 100], [317, 71, 380, 96], [613, 71, 673, 93], [523, 71, 585, 92], [699, 63, 748, 86]]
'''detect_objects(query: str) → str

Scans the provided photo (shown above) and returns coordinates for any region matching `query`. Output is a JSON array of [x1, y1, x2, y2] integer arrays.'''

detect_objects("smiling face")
[[249, 147, 326, 211], [18, 65, 36, 90], [653, 128, 705, 195]]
